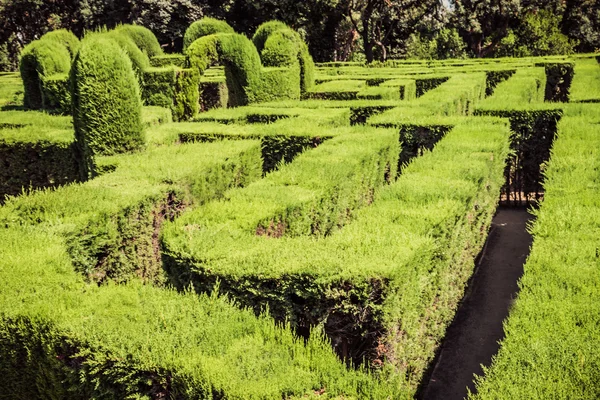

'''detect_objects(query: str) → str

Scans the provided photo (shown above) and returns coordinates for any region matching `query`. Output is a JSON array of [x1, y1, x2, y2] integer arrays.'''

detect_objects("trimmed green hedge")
[[20, 40, 71, 110], [142, 67, 200, 121], [0, 111, 77, 202], [161, 117, 510, 396], [150, 53, 186, 68], [185, 19, 315, 107], [471, 113, 600, 400], [106, 30, 150, 78], [71, 35, 144, 179], [183, 17, 234, 51], [40, 73, 70, 114], [39, 29, 80, 60], [0, 137, 395, 398], [116, 24, 163, 58]]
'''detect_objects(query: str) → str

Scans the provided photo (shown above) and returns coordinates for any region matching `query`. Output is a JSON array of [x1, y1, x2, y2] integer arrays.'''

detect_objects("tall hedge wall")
[[115, 24, 163, 58], [183, 17, 234, 51], [19, 40, 71, 110], [71, 35, 144, 179]]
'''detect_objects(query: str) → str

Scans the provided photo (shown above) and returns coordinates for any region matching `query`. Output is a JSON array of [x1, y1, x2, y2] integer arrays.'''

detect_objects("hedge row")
[[0, 138, 396, 398], [0, 111, 76, 202], [71, 34, 144, 179], [19, 32, 75, 111], [477, 67, 547, 112], [161, 116, 510, 396], [471, 111, 600, 399], [569, 57, 600, 103], [368, 72, 486, 125]]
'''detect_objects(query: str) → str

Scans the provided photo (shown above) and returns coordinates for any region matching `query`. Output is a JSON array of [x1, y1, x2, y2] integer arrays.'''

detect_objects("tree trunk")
[[362, 4, 374, 63]]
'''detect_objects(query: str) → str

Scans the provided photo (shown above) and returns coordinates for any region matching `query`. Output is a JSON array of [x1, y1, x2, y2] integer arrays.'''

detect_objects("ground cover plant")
[[1, 19, 600, 400]]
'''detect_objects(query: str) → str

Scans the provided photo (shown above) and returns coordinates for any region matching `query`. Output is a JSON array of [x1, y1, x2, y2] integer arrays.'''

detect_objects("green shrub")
[[106, 31, 150, 78], [254, 21, 315, 93], [142, 66, 200, 121], [252, 20, 289, 54], [39, 29, 80, 60], [71, 36, 144, 179], [19, 40, 70, 109], [40, 73, 71, 114], [115, 24, 162, 58], [184, 20, 314, 106], [183, 17, 234, 52], [150, 53, 186, 68], [187, 33, 263, 106]]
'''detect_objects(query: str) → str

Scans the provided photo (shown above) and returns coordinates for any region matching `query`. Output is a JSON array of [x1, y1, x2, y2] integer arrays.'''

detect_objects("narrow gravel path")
[[419, 207, 534, 400]]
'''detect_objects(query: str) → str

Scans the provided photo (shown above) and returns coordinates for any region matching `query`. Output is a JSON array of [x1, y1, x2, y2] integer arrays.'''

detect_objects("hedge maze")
[[1, 17, 599, 399]]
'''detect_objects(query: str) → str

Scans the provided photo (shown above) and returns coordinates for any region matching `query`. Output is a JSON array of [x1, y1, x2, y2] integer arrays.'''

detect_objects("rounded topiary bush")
[[252, 21, 289, 54], [107, 31, 150, 77], [116, 24, 162, 58], [261, 29, 301, 67], [253, 21, 315, 93], [20, 40, 71, 109], [183, 18, 234, 51], [71, 35, 144, 179], [40, 29, 80, 60]]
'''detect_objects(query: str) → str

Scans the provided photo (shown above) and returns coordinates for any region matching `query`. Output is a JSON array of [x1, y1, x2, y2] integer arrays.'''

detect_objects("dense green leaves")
[[71, 35, 144, 178]]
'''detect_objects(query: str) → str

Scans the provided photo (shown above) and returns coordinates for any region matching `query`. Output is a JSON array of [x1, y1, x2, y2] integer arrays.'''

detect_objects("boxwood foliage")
[[254, 20, 315, 93], [115, 24, 163, 58], [71, 35, 144, 179], [19, 40, 71, 110], [183, 17, 234, 52], [185, 18, 315, 106], [142, 66, 200, 121], [39, 29, 80, 60], [106, 31, 150, 79]]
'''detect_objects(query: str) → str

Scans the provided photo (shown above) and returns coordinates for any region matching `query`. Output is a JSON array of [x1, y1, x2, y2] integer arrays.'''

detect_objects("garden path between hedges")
[[419, 207, 534, 400]]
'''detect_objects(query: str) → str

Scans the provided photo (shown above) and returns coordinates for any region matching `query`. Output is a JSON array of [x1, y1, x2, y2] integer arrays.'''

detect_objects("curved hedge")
[[71, 35, 144, 179], [107, 31, 150, 77], [254, 20, 315, 93], [183, 17, 234, 51], [187, 33, 263, 106], [252, 20, 289, 54], [39, 29, 80, 60], [20, 40, 71, 109], [116, 24, 162, 58], [185, 19, 315, 106]]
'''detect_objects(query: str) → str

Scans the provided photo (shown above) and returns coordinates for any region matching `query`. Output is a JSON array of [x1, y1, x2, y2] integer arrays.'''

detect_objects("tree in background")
[[0, 0, 597, 71], [562, 0, 600, 52], [342, 0, 443, 63], [452, 0, 522, 57], [495, 9, 576, 57], [404, 28, 467, 59]]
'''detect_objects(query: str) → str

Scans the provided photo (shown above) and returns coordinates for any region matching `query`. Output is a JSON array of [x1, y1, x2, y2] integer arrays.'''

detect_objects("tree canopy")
[[0, 0, 597, 71]]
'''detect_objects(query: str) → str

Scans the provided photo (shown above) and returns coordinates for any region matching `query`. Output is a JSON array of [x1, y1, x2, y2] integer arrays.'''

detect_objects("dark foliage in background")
[[0, 0, 598, 71]]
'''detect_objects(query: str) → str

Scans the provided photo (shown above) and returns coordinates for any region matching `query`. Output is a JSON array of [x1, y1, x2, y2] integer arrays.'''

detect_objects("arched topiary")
[[187, 33, 262, 106], [107, 31, 150, 77], [252, 21, 289, 54], [116, 24, 162, 58], [40, 29, 80, 60], [185, 20, 315, 106], [71, 35, 144, 179], [183, 18, 234, 52], [253, 21, 315, 93], [20, 40, 71, 109]]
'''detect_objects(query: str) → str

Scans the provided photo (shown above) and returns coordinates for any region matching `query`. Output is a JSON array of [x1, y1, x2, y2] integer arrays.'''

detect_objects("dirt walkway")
[[419, 207, 534, 400]]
